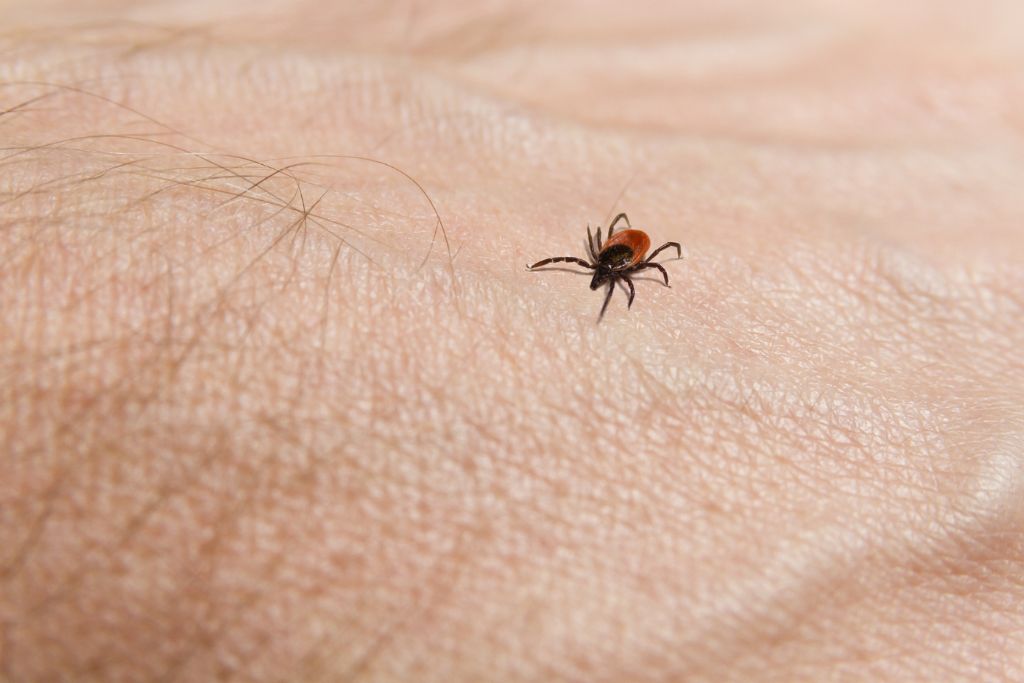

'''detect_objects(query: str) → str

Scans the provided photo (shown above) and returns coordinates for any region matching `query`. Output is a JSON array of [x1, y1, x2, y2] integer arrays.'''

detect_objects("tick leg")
[[528, 256, 595, 269], [586, 224, 598, 260], [595, 226, 603, 250], [598, 280, 615, 321], [623, 275, 636, 308], [634, 262, 670, 286], [645, 241, 682, 262], [607, 212, 631, 237]]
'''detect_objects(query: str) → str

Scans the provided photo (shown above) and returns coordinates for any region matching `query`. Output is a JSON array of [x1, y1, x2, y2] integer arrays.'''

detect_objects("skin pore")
[[2, 1, 1023, 681]]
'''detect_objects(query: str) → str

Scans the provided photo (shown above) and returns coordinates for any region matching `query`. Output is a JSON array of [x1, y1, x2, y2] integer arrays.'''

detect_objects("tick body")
[[527, 213, 681, 321]]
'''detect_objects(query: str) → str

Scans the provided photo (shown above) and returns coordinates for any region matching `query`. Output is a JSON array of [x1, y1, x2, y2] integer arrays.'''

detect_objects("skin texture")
[[2, 1, 1024, 681]]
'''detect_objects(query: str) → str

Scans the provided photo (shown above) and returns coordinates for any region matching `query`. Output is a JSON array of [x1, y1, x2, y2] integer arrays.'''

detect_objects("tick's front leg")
[[527, 256, 595, 269]]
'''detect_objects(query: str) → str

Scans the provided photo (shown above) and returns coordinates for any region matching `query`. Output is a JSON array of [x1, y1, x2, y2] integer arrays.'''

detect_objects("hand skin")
[[2, 2, 1024, 681]]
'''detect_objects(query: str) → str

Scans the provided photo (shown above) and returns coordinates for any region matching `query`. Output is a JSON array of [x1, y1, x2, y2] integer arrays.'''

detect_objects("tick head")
[[590, 268, 608, 290]]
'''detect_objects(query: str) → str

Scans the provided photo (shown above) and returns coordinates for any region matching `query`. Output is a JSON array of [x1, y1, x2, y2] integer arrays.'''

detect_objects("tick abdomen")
[[600, 229, 651, 269]]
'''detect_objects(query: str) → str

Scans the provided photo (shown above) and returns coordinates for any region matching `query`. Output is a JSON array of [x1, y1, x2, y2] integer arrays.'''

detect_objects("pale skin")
[[2, 1, 1023, 681]]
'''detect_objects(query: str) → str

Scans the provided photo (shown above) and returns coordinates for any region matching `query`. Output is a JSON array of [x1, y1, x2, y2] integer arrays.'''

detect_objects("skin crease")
[[1, 0, 1024, 681]]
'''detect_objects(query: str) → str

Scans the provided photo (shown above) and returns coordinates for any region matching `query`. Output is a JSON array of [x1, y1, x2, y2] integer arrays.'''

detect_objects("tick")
[[527, 213, 682, 320]]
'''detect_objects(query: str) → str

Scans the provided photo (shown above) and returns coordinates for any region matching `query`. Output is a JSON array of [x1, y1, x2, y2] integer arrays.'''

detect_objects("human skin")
[[2, 1, 1023, 681]]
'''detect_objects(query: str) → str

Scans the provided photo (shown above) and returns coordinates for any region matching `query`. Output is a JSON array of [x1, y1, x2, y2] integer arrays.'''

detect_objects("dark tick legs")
[[631, 239, 678, 285], [527, 256, 596, 269], [645, 241, 682, 262], [588, 215, 634, 255], [598, 275, 634, 321], [595, 213, 630, 254], [598, 280, 615, 321], [586, 225, 598, 260], [632, 262, 670, 286], [624, 275, 635, 308], [607, 213, 631, 237]]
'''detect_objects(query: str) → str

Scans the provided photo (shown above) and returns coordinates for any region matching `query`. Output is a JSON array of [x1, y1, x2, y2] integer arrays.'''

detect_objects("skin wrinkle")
[[180, 413, 360, 679], [696, 501, 1007, 679], [614, 368, 1015, 679], [151, 466, 308, 683]]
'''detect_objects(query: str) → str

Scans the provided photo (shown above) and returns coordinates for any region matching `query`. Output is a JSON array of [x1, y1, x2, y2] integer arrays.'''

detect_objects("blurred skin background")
[[1, 1, 1023, 681]]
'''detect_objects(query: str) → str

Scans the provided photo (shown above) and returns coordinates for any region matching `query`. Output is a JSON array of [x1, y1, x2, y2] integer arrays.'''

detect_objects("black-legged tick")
[[527, 213, 681, 321]]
